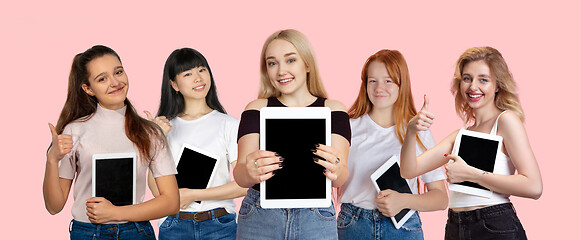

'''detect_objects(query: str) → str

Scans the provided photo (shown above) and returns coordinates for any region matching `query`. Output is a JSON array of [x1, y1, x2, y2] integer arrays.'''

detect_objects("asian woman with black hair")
[[43, 45, 179, 240], [146, 48, 246, 240]]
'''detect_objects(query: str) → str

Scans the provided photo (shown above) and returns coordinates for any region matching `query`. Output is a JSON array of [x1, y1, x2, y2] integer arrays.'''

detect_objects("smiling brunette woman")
[[43, 45, 179, 240]]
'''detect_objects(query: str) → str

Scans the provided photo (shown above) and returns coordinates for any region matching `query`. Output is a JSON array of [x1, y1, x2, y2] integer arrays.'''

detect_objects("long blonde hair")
[[258, 29, 327, 98], [348, 49, 426, 150], [451, 47, 525, 124]]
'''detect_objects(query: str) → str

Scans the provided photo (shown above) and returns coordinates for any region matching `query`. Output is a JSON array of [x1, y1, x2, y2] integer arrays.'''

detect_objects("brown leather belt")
[[170, 208, 228, 222]]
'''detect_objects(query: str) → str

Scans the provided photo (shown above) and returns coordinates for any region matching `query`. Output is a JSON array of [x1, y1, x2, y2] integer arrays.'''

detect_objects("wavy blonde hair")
[[258, 29, 327, 98], [451, 47, 525, 124], [348, 49, 426, 150]]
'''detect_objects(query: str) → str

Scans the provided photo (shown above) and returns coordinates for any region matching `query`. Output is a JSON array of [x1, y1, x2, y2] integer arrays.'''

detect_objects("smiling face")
[[171, 66, 211, 101], [460, 60, 498, 110], [366, 61, 400, 111], [264, 39, 310, 95], [82, 54, 128, 110]]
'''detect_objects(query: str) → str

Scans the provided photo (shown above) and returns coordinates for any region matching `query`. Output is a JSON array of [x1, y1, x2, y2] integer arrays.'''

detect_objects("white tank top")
[[449, 111, 516, 208]]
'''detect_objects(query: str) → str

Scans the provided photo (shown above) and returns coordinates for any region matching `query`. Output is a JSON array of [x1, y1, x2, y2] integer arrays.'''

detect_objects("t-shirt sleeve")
[[58, 124, 78, 180], [149, 137, 178, 178], [225, 117, 239, 164], [331, 111, 351, 145], [237, 109, 259, 142], [417, 130, 446, 183]]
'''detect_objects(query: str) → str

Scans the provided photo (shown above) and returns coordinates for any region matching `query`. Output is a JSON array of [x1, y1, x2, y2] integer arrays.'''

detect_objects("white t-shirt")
[[340, 114, 446, 210], [166, 110, 239, 214]]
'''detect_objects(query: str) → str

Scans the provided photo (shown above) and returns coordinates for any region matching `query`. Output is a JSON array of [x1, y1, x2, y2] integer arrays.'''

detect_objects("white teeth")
[[279, 78, 292, 83], [194, 85, 204, 90], [469, 94, 482, 98]]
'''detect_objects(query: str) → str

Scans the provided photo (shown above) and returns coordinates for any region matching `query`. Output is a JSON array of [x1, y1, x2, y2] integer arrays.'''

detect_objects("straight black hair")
[[157, 48, 226, 119]]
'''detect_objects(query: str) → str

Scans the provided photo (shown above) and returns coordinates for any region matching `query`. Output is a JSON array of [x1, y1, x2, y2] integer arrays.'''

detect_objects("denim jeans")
[[337, 203, 423, 240], [69, 220, 155, 240], [158, 209, 237, 240], [445, 203, 527, 240], [236, 188, 338, 240]]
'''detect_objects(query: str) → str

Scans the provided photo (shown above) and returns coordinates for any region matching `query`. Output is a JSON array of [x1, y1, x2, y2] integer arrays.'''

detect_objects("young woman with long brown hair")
[[43, 45, 179, 240]]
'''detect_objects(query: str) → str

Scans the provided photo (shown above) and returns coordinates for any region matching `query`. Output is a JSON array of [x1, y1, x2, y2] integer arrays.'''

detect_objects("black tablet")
[[259, 107, 332, 208], [370, 155, 416, 229], [92, 153, 136, 206], [175, 143, 219, 204], [449, 129, 503, 198]]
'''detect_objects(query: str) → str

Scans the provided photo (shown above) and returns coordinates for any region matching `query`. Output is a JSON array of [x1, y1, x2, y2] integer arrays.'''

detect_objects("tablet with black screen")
[[260, 107, 332, 208], [370, 155, 416, 229], [448, 129, 503, 198], [92, 153, 136, 206], [176, 143, 219, 204]]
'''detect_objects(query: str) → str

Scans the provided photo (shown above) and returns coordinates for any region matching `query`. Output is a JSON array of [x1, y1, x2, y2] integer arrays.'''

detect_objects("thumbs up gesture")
[[408, 95, 435, 132], [144, 111, 172, 136], [48, 123, 73, 162]]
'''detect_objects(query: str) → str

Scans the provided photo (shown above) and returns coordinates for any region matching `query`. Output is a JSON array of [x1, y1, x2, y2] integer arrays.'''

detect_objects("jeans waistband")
[[448, 203, 516, 223], [70, 219, 150, 237], [340, 203, 383, 219]]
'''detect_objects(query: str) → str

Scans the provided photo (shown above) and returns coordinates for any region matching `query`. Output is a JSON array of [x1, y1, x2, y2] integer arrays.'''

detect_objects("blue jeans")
[[158, 210, 237, 240], [337, 203, 423, 240], [69, 220, 155, 240], [445, 203, 527, 240], [236, 188, 337, 240]]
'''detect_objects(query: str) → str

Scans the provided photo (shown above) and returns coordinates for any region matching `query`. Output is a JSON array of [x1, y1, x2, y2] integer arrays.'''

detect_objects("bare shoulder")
[[245, 98, 268, 111], [324, 99, 347, 112], [498, 110, 524, 129]]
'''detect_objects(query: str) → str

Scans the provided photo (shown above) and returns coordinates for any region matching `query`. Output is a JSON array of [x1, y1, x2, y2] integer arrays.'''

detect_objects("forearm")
[[400, 130, 420, 179], [182, 182, 248, 202], [43, 159, 67, 214], [405, 188, 448, 212], [115, 192, 179, 222], [472, 171, 542, 199], [233, 164, 255, 188]]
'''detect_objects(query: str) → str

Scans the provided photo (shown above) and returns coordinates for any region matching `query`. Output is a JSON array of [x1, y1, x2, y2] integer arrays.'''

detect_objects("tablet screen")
[[264, 118, 326, 200], [176, 146, 218, 190], [456, 135, 498, 190], [94, 157, 134, 206], [374, 163, 412, 222]]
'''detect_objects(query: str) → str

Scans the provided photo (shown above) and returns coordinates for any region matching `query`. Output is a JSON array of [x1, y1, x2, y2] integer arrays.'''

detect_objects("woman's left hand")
[[85, 197, 119, 223], [312, 144, 343, 181], [444, 154, 481, 183], [375, 189, 410, 217]]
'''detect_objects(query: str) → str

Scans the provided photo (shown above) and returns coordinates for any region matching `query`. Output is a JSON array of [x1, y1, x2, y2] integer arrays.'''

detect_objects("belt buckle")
[[193, 212, 201, 221]]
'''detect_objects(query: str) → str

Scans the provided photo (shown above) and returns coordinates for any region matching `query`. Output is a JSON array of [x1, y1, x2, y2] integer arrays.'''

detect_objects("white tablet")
[[370, 155, 416, 229], [175, 143, 220, 205], [448, 129, 503, 198], [259, 107, 332, 209], [92, 152, 137, 206]]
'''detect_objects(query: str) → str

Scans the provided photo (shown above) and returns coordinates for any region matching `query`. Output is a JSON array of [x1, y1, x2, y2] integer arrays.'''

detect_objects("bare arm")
[[43, 123, 74, 215], [86, 174, 179, 223], [445, 111, 543, 199], [178, 161, 248, 209], [375, 179, 448, 217]]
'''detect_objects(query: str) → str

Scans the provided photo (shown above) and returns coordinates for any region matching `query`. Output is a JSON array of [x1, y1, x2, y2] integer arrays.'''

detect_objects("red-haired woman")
[[338, 49, 448, 239]]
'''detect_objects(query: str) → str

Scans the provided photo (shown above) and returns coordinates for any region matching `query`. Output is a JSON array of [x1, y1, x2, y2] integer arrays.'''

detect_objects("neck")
[[277, 87, 317, 107], [180, 97, 213, 120], [472, 104, 501, 127], [98, 102, 125, 111], [368, 106, 395, 128]]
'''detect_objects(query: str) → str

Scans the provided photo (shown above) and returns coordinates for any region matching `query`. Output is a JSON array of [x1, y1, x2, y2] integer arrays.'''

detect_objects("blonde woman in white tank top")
[[400, 47, 542, 240]]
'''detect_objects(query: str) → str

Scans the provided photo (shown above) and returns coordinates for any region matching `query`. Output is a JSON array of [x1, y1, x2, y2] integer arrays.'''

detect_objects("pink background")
[[1, 1, 578, 238]]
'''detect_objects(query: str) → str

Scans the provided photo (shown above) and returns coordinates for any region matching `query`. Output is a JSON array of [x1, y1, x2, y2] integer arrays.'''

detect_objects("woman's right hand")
[[48, 123, 73, 163], [145, 111, 172, 135], [408, 95, 434, 132], [245, 150, 283, 184]]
